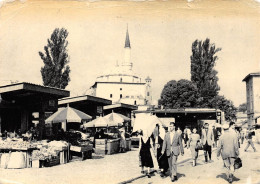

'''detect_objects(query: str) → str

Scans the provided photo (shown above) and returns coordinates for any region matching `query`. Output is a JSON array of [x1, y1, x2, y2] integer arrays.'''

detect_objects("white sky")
[[0, 0, 260, 107]]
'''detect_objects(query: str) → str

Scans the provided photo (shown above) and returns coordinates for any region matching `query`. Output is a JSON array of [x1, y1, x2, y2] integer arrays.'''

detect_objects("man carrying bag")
[[217, 122, 240, 183]]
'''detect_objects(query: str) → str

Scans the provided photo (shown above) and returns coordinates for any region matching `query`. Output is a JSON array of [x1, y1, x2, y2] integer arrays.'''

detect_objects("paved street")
[[0, 142, 260, 184], [129, 143, 260, 184]]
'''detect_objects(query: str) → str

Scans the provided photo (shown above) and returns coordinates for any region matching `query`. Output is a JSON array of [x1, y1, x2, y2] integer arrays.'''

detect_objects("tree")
[[159, 79, 198, 109], [39, 28, 71, 89], [213, 95, 237, 122], [190, 38, 221, 107], [238, 103, 247, 113]]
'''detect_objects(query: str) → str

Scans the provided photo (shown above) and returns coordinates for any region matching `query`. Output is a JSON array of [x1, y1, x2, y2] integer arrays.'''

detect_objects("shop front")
[[0, 82, 70, 168]]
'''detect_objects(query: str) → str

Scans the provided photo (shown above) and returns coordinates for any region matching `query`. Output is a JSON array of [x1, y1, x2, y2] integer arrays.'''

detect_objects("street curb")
[[118, 148, 217, 184]]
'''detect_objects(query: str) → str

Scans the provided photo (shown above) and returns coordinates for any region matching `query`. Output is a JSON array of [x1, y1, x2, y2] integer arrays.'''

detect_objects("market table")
[[70, 144, 93, 161], [106, 139, 120, 155]]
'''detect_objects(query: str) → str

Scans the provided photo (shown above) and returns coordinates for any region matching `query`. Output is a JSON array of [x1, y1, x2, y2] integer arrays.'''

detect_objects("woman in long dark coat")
[[139, 130, 154, 178], [152, 124, 169, 177]]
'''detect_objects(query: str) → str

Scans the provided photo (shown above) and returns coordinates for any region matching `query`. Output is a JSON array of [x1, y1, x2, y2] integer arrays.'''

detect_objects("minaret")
[[145, 76, 152, 105], [122, 25, 133, 71]]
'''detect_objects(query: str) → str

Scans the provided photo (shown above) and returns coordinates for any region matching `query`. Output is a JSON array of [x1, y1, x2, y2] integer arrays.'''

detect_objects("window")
[[120, 78, 122, 82], [120, 94, 122, 98], [110, 94, 113, 98], [134, 100, 137, 105], [147, 92, 150, 96], [120, 88, 122, 91]]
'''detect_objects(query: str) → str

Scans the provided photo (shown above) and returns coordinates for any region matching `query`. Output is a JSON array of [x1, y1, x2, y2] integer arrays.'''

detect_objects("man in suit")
[[217, 123, 239, 183], [161, 122, 184, 182], [201, 122, 214, 163]]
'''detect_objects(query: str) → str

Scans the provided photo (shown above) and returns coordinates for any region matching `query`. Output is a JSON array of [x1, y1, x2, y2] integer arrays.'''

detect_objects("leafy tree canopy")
[[39, 28, 71, 89], [191, 38, 221, 106], [159, 79, 198, 109]]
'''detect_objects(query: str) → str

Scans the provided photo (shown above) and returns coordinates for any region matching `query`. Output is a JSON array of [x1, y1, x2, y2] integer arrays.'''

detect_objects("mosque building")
[[86, 28, 152, 106]]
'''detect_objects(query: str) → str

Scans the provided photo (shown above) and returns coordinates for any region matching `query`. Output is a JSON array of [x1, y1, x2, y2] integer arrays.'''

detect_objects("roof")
[[135, 108, 222, 114], [103, 103, 137, 110], [242, 72, 260, 82], [124, 27, 131, 48], [0, 82, 70, 98], [59, 95, 112, 105], [94, 81, 146, 86]]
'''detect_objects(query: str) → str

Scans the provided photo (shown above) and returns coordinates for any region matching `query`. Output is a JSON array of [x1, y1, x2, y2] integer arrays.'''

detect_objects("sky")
[[0, 0, 260, 107]]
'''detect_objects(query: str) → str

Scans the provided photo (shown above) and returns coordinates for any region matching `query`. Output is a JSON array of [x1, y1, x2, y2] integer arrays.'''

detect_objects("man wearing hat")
[[217, 123, 239, 183], [161, 122, 184, 182]]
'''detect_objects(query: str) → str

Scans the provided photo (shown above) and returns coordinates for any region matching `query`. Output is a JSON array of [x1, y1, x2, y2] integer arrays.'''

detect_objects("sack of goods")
[[234, 157, 242, 169], [7, 152, 26, 169], [0, 153, 10, 169]]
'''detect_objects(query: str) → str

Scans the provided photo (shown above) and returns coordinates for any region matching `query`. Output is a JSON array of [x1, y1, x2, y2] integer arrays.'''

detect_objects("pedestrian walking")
[[244, 127, 257, 152], [183, 126, 189, 147], [217, 123, 239, 183], [201, 122, 214, 163], [138, 130, 154, 178], [229, 122, 240, 148], [187, 128, 200, 167], [240, 129, 245, 144], [212, 125, 218, 147], [119, 128, 126, 153], [161, 122, 184, 182], [177, 127, 182, 136], [152, 124, 169, 177]]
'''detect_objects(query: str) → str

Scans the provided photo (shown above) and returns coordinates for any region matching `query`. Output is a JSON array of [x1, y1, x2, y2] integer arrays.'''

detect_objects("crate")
[[32, 160, 42, 168], [126, 139, 132, 151], [95, 149, 106, 155], [43, 157, 60, 167], [95, 139, 107, 145]]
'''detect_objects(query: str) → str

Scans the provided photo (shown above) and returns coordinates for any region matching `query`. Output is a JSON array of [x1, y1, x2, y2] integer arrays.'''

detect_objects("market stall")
[[0, 138, 37, 168], [31, 140, 69, 168], [45, 106, 94, 161], [83, 112, 131, 155], [0, 138, 69, 169], [63, 131, 93, 161]]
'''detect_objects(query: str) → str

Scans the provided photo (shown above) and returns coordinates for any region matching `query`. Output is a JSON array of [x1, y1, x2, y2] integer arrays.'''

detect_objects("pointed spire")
[[124, 24, 131, 48]]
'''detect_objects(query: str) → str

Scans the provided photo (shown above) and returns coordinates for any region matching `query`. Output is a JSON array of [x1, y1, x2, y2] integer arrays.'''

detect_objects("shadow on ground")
[[216, 173, 240, 182]]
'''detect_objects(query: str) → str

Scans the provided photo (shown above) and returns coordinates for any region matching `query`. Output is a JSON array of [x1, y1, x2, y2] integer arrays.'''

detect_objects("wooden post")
[[38, 99, 47, 140], [0, 115, 2, 133], [21, 109, 29, 133]]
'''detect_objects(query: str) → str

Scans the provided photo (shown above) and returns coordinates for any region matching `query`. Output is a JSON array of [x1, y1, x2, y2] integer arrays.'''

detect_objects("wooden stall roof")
[[58, 95, 112, 106], [135, 108, 222, 114], [0, 82, 70, 99], [103, 103, 137, 111]]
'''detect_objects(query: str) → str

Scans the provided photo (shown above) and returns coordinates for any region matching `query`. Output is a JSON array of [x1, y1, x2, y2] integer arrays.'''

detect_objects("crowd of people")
[[136, 120, 257, 183]]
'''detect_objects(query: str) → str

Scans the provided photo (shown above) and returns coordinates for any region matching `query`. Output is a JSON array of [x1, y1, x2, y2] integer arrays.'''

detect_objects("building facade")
[[86, 28, 152, 106], [243, 72, 260, 126]]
